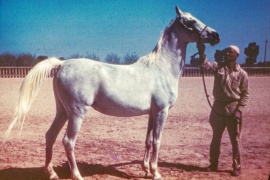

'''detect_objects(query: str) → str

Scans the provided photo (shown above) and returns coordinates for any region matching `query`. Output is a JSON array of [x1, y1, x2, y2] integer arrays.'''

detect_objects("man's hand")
[[234, 110, 242, 127], [234, 110, 242, 135], [234, 110, 242, 120]]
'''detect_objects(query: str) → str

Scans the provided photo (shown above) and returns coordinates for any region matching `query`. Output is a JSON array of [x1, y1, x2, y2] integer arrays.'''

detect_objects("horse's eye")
[[186, 20, 196, 27]]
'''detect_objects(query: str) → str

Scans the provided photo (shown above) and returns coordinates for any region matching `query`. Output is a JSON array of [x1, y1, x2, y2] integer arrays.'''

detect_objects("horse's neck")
[[154, 24, 188, 79]]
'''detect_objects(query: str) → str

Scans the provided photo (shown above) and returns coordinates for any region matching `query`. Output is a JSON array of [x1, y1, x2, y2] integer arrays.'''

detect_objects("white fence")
[[0, 67, 58, 78], [183, 67, 270, 77], [0, 66, 269, 78]]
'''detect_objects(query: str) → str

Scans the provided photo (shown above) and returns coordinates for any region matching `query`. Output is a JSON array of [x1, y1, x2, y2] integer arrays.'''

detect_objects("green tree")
[[0, 53, 16, 66], [36, 55, 48, 61], [35, 55, 48, 65], [244, 42, 259, 66], [69, 53, 83, 59], [189, 53, 200, 67], [85, 52, 100, 61], [105, 53, 121, 64], [123, 52, 139, 64], [17, 53, 36, 66]]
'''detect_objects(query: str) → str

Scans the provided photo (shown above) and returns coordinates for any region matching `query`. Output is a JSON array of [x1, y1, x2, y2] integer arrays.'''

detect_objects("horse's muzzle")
[[210, 32, 220, 46]]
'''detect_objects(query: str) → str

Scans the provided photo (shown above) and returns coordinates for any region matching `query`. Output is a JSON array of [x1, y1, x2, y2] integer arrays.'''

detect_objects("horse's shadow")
[[0, 161, 231, 179]]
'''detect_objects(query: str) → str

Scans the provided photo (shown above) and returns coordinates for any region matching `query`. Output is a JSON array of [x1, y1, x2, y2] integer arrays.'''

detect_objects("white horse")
[[4, 6, 220, 180]]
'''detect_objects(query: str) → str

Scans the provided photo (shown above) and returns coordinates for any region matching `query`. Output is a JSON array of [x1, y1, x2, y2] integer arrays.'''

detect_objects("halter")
[[176, 17, 208, 36], [200, 25, 208, 35]]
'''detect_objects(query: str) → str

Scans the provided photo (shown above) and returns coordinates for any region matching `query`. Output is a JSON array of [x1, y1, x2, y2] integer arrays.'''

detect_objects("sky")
[[0, 0, 270, 64]]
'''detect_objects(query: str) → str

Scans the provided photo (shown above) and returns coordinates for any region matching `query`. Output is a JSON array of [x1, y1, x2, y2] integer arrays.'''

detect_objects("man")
[[197, 39, 249, 176]]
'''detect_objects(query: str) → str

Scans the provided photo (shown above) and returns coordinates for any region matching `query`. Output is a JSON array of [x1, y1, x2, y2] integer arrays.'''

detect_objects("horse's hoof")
[[49, 173, 60, 180], [145, 172, 153, 178], [72, 175, 84, 180], [152, 174, 162, 180], [153, 177, 163, 180]]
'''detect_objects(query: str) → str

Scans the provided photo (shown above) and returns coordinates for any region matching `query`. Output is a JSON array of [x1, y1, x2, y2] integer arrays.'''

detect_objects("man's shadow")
[[0, 161, 231, 179], [158, 161, 231, 173]]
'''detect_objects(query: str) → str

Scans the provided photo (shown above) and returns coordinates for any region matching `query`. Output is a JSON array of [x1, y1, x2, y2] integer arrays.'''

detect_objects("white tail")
[[4, 57, 64, 142]]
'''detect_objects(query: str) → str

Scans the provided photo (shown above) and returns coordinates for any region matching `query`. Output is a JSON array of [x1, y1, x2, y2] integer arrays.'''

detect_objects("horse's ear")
[[175, 5, 183, 17]]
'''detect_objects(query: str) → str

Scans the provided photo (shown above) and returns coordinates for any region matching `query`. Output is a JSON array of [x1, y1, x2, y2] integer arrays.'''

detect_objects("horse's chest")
[[152, 86, 178, 109], [168, 90, 178, 107]]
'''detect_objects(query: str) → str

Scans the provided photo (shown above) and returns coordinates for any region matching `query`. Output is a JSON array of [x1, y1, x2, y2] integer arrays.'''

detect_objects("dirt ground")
[[0, 77, 269, 180]]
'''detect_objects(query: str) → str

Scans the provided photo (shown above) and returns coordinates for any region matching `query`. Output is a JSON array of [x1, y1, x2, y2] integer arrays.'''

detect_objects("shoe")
[[232, 168, 241, 176], [206, 164, 218, 172]]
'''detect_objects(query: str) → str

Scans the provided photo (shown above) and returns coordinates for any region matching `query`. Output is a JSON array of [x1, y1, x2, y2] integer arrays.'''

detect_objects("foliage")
[[69, 53, 83, 59], [0, 47, 268, 67], [245, 57, 257, 66], [189, 55, 200, 67], [0, 53, 48, 66], [244, 42, 259, 66], [35, 55, 48, 65], [123, 52, 139, 64], [16, 53, 36, 66], [85, 53, 100, 61], [0, 53, 16, 66], [105, 53, 121, 64], [36, 55, 48, 61]]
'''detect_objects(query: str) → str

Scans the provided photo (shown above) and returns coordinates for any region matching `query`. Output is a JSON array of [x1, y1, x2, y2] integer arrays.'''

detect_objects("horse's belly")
[[91, 97, 150, 117]]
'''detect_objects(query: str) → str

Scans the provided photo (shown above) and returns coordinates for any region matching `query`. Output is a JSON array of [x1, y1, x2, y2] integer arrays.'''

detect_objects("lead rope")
[[200, 65, 232, 118], [198, 26, 232, 118]]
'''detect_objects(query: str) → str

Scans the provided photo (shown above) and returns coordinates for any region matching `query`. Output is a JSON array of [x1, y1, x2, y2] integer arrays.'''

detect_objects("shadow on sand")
[[0, 160, 231, 179]]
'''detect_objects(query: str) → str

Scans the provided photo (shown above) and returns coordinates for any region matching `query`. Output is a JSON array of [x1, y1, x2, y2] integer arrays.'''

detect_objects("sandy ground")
[[0, 77, 269, 180]]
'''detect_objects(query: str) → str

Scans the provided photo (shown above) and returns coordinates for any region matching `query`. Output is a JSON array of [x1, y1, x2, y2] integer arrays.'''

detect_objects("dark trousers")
[[209, 100, 242, 169]]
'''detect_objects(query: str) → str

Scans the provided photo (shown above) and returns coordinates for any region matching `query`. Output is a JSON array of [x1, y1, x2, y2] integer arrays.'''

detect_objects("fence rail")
[[0, 66, 270, 78], [0, 67, 58, 78], [182, 67, 270, 77], [242, 67, 270, 76]]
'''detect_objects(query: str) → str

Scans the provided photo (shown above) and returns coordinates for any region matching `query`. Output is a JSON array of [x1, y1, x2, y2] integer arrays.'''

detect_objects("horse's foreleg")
[[142, 114, 153, 177], [150, 108, 168, 180], [62, 107, 88, 180], [45, 110, 67, 180]]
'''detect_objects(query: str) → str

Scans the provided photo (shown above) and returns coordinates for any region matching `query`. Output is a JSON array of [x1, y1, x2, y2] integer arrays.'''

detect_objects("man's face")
[[224, 47, 238, 62]]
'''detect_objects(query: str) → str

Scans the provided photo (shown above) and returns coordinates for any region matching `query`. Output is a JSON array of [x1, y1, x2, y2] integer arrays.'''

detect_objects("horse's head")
[[175, 6, 220, 46]]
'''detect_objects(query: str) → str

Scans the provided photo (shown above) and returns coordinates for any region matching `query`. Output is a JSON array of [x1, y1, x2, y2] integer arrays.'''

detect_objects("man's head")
[[224, 45, 239, 62]]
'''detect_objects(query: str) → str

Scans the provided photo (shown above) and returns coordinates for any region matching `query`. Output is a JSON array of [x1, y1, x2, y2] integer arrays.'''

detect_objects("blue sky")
[[0, 0, 269, 64]]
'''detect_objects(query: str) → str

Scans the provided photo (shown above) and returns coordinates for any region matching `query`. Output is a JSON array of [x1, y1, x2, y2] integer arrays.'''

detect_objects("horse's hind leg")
[[45, 102, 68, 179], [62, 106, 89, 180]]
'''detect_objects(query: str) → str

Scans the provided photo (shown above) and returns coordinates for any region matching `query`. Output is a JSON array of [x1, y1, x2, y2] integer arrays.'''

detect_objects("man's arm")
[[196, 37, 218, 72], [236, 72, 249, 114], [201, 57, 218, 73]]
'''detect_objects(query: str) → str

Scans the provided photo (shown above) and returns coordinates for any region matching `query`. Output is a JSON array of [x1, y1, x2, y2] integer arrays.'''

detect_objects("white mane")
[[137, 19, 177, 65]]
